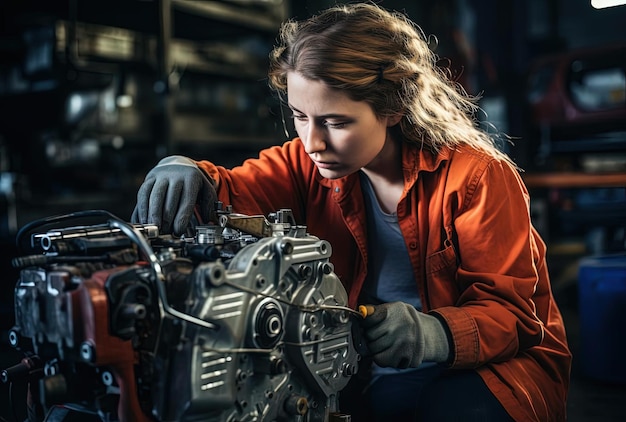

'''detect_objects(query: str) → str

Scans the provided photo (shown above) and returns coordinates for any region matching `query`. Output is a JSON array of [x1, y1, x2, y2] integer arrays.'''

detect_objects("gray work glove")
[[360, 302, 451, 369], [131, 155, 216, 236]]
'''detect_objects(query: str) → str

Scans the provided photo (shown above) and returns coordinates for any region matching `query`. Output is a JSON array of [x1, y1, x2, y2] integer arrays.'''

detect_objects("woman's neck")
[[361, 135, 404, 214]]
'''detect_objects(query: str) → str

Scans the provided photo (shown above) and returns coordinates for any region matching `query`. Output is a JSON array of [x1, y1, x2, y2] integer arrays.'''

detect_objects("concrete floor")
[[566, 356, 626, 421], [556, 280, 626, 422]]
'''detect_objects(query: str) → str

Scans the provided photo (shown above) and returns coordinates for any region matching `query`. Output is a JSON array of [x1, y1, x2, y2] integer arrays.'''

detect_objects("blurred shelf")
[[524, 172, 626, 188], [172, 0, 286, 32], [53, 20, 269, 78]]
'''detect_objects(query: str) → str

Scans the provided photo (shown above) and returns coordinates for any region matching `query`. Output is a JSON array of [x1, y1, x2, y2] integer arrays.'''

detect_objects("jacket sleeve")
[[194, 139, 315, 223], [432, 156, 545, 367]]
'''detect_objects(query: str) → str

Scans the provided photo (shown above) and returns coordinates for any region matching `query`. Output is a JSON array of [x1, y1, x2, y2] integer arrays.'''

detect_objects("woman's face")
[[287, 72, 398, 179]]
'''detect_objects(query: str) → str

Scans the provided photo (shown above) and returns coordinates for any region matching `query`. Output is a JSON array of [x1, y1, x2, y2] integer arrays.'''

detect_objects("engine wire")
[[108, 219, 220, 331]]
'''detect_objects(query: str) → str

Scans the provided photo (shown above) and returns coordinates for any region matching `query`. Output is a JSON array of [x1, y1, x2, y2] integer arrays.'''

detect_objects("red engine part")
[[73, 268, 152, 422]]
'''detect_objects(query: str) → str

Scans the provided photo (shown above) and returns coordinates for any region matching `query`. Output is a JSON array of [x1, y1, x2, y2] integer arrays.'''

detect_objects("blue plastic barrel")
[[578, 254, 626, 384]]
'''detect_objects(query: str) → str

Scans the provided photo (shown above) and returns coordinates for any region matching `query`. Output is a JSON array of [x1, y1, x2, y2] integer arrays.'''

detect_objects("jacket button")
[[334, 187, 340, 192], [409, 242, 417, 249]]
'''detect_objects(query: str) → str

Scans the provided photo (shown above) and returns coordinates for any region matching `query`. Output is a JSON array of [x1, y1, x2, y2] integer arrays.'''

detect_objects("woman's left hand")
[[360, 302, 451, 368]]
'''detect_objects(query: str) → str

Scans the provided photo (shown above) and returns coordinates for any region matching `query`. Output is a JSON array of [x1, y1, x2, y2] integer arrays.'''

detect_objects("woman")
[[132, 3, 571, 420]]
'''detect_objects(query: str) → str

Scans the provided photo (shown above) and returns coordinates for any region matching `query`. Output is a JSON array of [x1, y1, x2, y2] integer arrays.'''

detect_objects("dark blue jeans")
[[340, 364, 514, 421]]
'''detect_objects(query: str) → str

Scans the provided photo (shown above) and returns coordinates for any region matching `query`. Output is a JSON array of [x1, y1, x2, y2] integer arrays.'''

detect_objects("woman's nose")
[[302, 124, 326, 154]]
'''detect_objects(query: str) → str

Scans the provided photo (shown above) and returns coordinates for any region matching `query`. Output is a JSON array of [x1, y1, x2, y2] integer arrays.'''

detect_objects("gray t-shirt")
[[359, 171, 421, 310], [359, 172, 434, 378]]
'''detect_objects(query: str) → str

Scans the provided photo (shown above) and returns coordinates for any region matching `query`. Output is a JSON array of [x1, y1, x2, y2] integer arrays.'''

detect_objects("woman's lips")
[[313, 160, 338, 169]]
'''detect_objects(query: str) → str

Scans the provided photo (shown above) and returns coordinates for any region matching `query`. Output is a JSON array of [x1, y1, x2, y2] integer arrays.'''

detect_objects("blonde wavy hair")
[[268, 2, 514, 165]]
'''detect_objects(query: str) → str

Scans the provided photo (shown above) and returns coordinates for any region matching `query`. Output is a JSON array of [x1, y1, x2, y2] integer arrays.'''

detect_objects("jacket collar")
[[401, 141, 450, 186]]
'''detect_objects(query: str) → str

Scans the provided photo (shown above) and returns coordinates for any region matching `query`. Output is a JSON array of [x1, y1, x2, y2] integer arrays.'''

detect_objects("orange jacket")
[[197, 139, 571, 421]]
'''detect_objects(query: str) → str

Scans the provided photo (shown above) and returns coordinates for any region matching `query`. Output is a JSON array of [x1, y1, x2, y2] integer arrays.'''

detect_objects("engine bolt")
[[322, 263, 332, 274], [44, 361, 58, 377], [342, 363, 357, 377], [101, 371, 114, 386], [284, 395, 308, 416], [8, 330, 19, 348], [280, 241, 294, 255], [80, 342, 95, 362], [298, 265, 312, 279], [270, 358, 287, 375]]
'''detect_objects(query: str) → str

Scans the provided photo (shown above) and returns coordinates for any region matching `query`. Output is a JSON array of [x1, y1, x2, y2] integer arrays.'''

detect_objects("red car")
[[527, 43, 626, 132]]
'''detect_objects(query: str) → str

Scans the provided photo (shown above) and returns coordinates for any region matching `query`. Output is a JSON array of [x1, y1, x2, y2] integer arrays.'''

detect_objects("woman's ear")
[[386, 114, 403, 127]]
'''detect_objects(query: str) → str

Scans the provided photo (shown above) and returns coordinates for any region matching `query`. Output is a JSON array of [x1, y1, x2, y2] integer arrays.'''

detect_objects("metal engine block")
[[2, 208, 360, 421]]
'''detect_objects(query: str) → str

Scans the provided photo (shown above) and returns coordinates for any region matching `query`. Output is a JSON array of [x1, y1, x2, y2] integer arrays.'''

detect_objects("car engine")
[[2, 207, 360, 421]]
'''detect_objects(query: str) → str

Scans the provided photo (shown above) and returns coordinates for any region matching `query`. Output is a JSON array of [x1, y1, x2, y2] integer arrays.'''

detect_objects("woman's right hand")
[[131, 155, 217, 236]]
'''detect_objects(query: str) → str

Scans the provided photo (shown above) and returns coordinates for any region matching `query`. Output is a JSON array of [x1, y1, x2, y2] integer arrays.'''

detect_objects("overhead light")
[[116, 94, 133, 108], [591, 0, 626, 9]]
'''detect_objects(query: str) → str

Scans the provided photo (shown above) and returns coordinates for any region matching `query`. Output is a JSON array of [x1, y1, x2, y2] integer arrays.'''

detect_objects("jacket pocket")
[[425, 239, 460, 308]]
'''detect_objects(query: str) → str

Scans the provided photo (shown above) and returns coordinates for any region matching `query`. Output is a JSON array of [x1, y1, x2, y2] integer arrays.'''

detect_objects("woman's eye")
[[290, 114, 347, 129], [291, 114, 307, 122], [325, 121, 347, 129]]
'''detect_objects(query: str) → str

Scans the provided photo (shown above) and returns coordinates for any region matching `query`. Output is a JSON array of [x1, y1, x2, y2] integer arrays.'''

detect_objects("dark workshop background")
[[1, 0, 625, 420]]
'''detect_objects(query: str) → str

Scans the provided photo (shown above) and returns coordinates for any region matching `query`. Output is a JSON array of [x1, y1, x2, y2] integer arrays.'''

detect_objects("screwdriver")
[[358, 305, 375, 318]]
